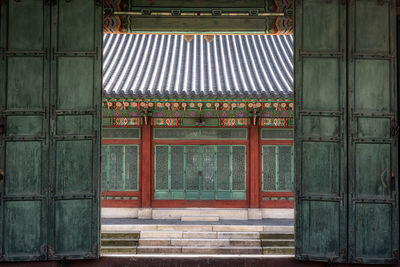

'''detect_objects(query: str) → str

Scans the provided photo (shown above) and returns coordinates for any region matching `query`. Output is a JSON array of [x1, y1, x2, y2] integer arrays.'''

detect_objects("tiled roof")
[[103, 34, 293, 99]]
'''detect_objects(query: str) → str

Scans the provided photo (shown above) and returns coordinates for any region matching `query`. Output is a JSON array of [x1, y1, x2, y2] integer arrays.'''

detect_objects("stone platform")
[[101, 219, 294, 256]]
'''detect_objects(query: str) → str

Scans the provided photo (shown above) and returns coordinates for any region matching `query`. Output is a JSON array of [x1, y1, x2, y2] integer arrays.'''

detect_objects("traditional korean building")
[[101, 34, 294, 219]]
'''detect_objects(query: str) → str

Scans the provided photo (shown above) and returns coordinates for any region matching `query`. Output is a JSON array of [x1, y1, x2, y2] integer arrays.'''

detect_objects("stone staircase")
[[101, 232, 140, 255], [261, 232, 295, 255], [101, 224, 294, 255]]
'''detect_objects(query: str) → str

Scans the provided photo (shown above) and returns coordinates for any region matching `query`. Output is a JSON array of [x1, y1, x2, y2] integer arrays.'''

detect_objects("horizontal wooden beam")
[[104, 0, 293, 34]]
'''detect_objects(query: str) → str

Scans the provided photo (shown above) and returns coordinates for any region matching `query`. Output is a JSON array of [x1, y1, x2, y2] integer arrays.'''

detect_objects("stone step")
[[101, 232, 140, 239], [181, 247, 263, 255], [138, 238, 261, 247], [262, 226, 294, 232], [260, 232, 294, 239], [137, 246, 262, 255], [212, 225, 264, 232], [102, 224, 294, 233], [181, 216, 220, 222], [101, 238, 139, 247], [182, 231, 217, 239], [261, 239, 294, 247], [263, 246, 295, 255], [140, 231, 183, 239], [217, 232, 259, 239], [139, 231, 260, 239], [137, 246, 182, 254], [101, 246, 137, 255]]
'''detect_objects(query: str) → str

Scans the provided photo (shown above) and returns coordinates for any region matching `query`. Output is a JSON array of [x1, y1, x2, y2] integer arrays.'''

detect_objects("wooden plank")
[[294, 0, 347, 263], [348, 0, 398, 264], [0, 0, 50, 261], [47, 0, 102, 260]]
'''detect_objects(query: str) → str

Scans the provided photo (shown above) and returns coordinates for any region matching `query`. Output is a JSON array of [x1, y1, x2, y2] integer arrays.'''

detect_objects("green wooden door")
[[0, 0, 50, 261], [0, 0, 101, 261], [348, 0, 398, 264], [294, 0, 347, 262], [47, 0, 102, 260]]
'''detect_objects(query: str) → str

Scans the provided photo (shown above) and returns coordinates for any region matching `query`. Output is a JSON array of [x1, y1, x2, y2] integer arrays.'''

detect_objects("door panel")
[[8, 0, 44, 50], [57, 58, 94, 109], [4, 201, 43, 258], [7, 57, 44, 109], [0, 0, 49, 261], [348, 0, 398, 264], [295, 0, 347, 262], [54, 200, 92, 255], [300, 201, 341, 257], [48, 0, 102, 260]]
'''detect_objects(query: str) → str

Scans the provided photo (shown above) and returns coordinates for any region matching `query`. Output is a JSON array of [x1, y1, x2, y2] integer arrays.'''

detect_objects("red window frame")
[[259, 138, 294, 208], [101, 126, 141, 208]]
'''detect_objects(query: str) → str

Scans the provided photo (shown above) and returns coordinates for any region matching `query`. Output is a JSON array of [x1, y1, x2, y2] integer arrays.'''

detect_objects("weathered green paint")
[[48, 0, 102, 260], [295, 0, 347, 263], [0, 0, 101, 262], [155, 145, 246, 200], [296, 0, 398, 264], [348, 0, 398, 264], [0, 0, 50, 261]]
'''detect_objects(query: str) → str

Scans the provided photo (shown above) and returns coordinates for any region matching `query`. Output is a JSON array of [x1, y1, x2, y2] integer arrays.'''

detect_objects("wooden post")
[[141, 121, 152, 208], [249, 119, 260, 208]]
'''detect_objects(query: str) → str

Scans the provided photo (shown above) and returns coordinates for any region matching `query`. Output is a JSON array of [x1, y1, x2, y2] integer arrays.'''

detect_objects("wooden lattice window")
[[154, 145, 246, 200], [101, 144, 139, 191], [262, 145, 294, 192]]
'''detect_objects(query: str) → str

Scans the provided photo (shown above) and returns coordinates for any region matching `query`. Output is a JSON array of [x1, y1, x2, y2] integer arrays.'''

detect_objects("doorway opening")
[[100, 33, 295, 255]]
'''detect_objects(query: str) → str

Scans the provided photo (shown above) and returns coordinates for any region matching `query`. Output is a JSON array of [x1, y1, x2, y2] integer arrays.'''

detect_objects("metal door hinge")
[[0, 115, 4, 136], [391, 169, 396, 190], [39, 244, 48, 260], [392, 119, 399, 135], [0, 168, 4, 185]]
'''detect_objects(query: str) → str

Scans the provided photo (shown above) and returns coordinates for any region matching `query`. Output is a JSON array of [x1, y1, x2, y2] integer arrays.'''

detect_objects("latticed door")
[[154, 145, 246, 200]]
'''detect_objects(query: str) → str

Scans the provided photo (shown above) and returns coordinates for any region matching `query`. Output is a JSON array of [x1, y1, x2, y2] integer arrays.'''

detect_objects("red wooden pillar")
[[249, 119, 260, 208], [141, 121, 152, 208]]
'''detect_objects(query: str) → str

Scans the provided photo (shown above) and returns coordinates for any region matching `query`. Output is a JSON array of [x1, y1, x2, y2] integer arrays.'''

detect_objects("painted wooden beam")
[[104, 0, 293, 34]]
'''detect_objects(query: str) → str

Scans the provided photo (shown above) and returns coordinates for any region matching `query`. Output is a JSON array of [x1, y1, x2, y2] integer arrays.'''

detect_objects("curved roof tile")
[[103, 34, 293, 99]]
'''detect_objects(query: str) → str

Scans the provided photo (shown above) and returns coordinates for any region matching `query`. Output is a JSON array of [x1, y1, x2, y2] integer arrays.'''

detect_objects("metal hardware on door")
[[0, 169, 4, 185], [0, 116, 4, 135], [391, 119, 399, 137], [391, 169, 396, 190]]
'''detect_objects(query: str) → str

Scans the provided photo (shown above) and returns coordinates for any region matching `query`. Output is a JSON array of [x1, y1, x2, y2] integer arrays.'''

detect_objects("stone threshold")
[[101, 208, 294, 220]]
